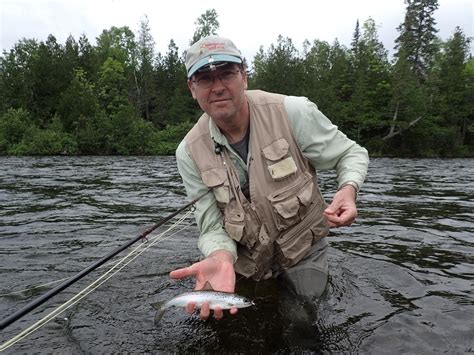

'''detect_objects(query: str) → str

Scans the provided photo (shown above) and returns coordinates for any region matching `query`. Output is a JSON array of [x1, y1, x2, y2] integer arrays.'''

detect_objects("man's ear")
[[188, 80, 197, 99]]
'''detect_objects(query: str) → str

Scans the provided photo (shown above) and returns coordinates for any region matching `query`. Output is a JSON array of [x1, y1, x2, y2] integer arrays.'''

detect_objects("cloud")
[[1, 0, 472, 59]]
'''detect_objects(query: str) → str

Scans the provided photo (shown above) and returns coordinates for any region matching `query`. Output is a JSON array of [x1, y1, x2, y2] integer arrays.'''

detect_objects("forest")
[[0, 0, 472, 157]]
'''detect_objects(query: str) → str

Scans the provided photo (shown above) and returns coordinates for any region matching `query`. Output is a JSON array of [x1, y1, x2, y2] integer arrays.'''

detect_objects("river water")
[[0, 157, 472, 353]]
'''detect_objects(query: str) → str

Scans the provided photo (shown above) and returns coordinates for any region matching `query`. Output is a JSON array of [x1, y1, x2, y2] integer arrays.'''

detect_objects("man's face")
[[188, 63, 248, 123]]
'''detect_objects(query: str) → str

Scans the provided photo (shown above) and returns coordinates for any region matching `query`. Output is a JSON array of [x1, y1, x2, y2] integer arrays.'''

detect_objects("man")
[[170, 36, 369, 321]]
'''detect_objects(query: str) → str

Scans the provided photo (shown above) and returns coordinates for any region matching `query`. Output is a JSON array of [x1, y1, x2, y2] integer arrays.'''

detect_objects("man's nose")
[[210, 75, 226, 91]]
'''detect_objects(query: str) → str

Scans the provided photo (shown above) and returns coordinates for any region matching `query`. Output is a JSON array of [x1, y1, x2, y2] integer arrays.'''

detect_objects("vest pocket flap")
[[275, 228, 313, 268], [297, 180, 314, 206], [262, 138, 289, 161], [273, 197, 300, 218], [201, 168, 227, 187], [267, 157, 297, 180], [268, 173, 315, 231], [202, 168, 229, 203], [310, 225, 329, 239], [224, 220, 244, 242]]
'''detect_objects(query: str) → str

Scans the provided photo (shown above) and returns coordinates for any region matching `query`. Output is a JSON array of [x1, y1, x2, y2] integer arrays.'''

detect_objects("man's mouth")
[[210, 98, 230, 104]]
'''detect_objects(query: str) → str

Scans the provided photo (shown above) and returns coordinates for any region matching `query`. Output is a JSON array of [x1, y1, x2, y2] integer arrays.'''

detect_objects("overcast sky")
[[1, 0, 472, 62]]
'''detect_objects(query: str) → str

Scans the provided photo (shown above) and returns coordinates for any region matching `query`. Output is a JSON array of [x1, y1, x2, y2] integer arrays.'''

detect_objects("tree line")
[[0, 1, 472, 157]]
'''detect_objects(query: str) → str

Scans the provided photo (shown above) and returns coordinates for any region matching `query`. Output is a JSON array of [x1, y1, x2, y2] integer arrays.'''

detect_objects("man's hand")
[[169, 250, 237, 320], [323, 185, 358, 228]]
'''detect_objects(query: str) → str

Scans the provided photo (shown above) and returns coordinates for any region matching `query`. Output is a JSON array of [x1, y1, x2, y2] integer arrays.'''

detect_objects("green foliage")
[[98, 57, 130, 114], [251, 36, 306, 97], [108, 106, 154, 155], [0, 108, 32, 149], [0, 109, 78, 155], [74, 110, 112, 155], [146, 121, 195, 155], [0, 7, 472, 157], [9, 127, 78, 156], [57, 68, 100, 132], [190, 9, 220, 45], [95, 26, 137, 68], [134, 15, 157, 122], [395, 0, 439, 78], [0, 39, 39, 113]]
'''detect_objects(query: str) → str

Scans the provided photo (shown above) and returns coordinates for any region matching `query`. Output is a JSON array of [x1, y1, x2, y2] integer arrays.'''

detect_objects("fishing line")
[[0, 210, 195, 351], [0, 217, 194, 299]]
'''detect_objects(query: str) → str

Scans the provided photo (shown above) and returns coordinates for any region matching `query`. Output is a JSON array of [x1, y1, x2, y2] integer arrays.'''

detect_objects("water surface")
[[0, 157, 473, 353]]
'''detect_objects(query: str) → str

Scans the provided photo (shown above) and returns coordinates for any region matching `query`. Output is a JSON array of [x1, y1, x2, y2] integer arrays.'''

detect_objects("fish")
[[152, 290, 254, 323]]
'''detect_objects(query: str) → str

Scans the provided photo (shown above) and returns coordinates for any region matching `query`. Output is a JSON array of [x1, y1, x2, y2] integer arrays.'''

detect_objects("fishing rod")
[[0, 189, 209, 331]]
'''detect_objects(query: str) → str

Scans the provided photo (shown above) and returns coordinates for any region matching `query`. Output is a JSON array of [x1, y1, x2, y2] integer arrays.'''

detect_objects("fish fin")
[[201, 281, 214, 291], [151, 301, 166, 324], [151, 301, 164, 310], [154, 308, 166, 325]]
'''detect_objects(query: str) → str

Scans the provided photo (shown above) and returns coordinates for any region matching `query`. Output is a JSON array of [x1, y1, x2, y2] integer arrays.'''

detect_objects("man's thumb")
[[170, 265, 196, 279]]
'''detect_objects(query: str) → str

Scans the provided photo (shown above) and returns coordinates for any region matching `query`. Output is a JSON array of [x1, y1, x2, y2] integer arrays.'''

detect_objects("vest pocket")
[[262, 138, 297, 180], [275, 227, 313, 269], [268, 173, 315, 231], [262, 138, 289, 160], [274, 212, 328, 269], [224, 209, 246, 243], [201, 168, 230, 204], [224, 219, 245, 242]]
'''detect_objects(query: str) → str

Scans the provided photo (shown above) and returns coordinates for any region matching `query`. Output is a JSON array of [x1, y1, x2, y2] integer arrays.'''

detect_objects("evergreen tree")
[[1, 8, 472, 157], [155, 40, 197, 128], [0, 39, 39, 113], [435, 27, 473, 154], [301, 39, 333, 110], [348, 18, 392, 143], [190, 9, 220, 45], [77, 34, 99, 81], [251, 35, 305, 96], [394, 0, 439, 80], [30, 35, 74, 127], [387, 0, 440, 155], [134, 15, 157, 121]]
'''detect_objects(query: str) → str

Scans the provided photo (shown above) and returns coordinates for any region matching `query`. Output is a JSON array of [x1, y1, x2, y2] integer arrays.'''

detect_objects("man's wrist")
[[209, 249, 235, 264], [337, 181, 359, 200]]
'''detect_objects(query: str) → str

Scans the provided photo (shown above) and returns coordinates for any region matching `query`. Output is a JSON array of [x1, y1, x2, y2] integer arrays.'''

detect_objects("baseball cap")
[[185, 36, 243, 78]]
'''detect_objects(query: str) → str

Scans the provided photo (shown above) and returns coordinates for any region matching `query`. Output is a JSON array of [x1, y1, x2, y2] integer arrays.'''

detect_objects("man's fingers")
[[213, 307, 223, 320], [169, 264, 198, 279], [200, 302, 210, 320], [325, 213, 356, 228], [186, 302, 196, 314], [185, 304, 238, 320], [324, 207, 336, 215]]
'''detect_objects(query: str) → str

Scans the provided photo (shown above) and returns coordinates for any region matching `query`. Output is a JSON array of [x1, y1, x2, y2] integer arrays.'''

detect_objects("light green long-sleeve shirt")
[[175, 95, 369, 261]]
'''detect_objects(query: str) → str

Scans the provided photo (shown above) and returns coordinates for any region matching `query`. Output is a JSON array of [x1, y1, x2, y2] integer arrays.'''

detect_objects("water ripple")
[[0, 157, 473, 353]]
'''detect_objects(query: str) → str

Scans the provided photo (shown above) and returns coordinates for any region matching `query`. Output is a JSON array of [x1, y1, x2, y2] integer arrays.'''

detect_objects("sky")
[[1, 0, 473, 63]]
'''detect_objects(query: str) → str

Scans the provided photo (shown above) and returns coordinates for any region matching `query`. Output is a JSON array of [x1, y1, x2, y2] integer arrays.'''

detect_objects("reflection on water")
[[0, 157, 473, 353]]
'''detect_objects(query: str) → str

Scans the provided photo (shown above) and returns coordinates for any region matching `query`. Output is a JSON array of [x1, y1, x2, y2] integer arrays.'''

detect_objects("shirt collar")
[[208, 116, 229, 146]]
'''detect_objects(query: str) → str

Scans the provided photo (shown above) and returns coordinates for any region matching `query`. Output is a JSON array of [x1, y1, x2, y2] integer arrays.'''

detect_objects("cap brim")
[[188, 55, 242, 78]]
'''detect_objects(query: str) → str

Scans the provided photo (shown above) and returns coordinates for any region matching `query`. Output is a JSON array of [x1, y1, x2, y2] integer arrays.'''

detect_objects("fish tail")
[[154, 308, 166, 325]]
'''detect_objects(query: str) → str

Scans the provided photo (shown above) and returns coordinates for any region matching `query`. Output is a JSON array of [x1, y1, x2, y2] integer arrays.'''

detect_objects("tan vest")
[[185, 90, 328, 280]]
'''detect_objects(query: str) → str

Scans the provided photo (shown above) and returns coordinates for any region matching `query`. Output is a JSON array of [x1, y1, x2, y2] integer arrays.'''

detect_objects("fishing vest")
[[185, 90, 328, 280]]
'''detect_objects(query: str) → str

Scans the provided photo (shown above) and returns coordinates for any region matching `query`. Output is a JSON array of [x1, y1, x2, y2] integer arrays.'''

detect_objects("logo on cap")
[[200, 42, 226, 54]]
